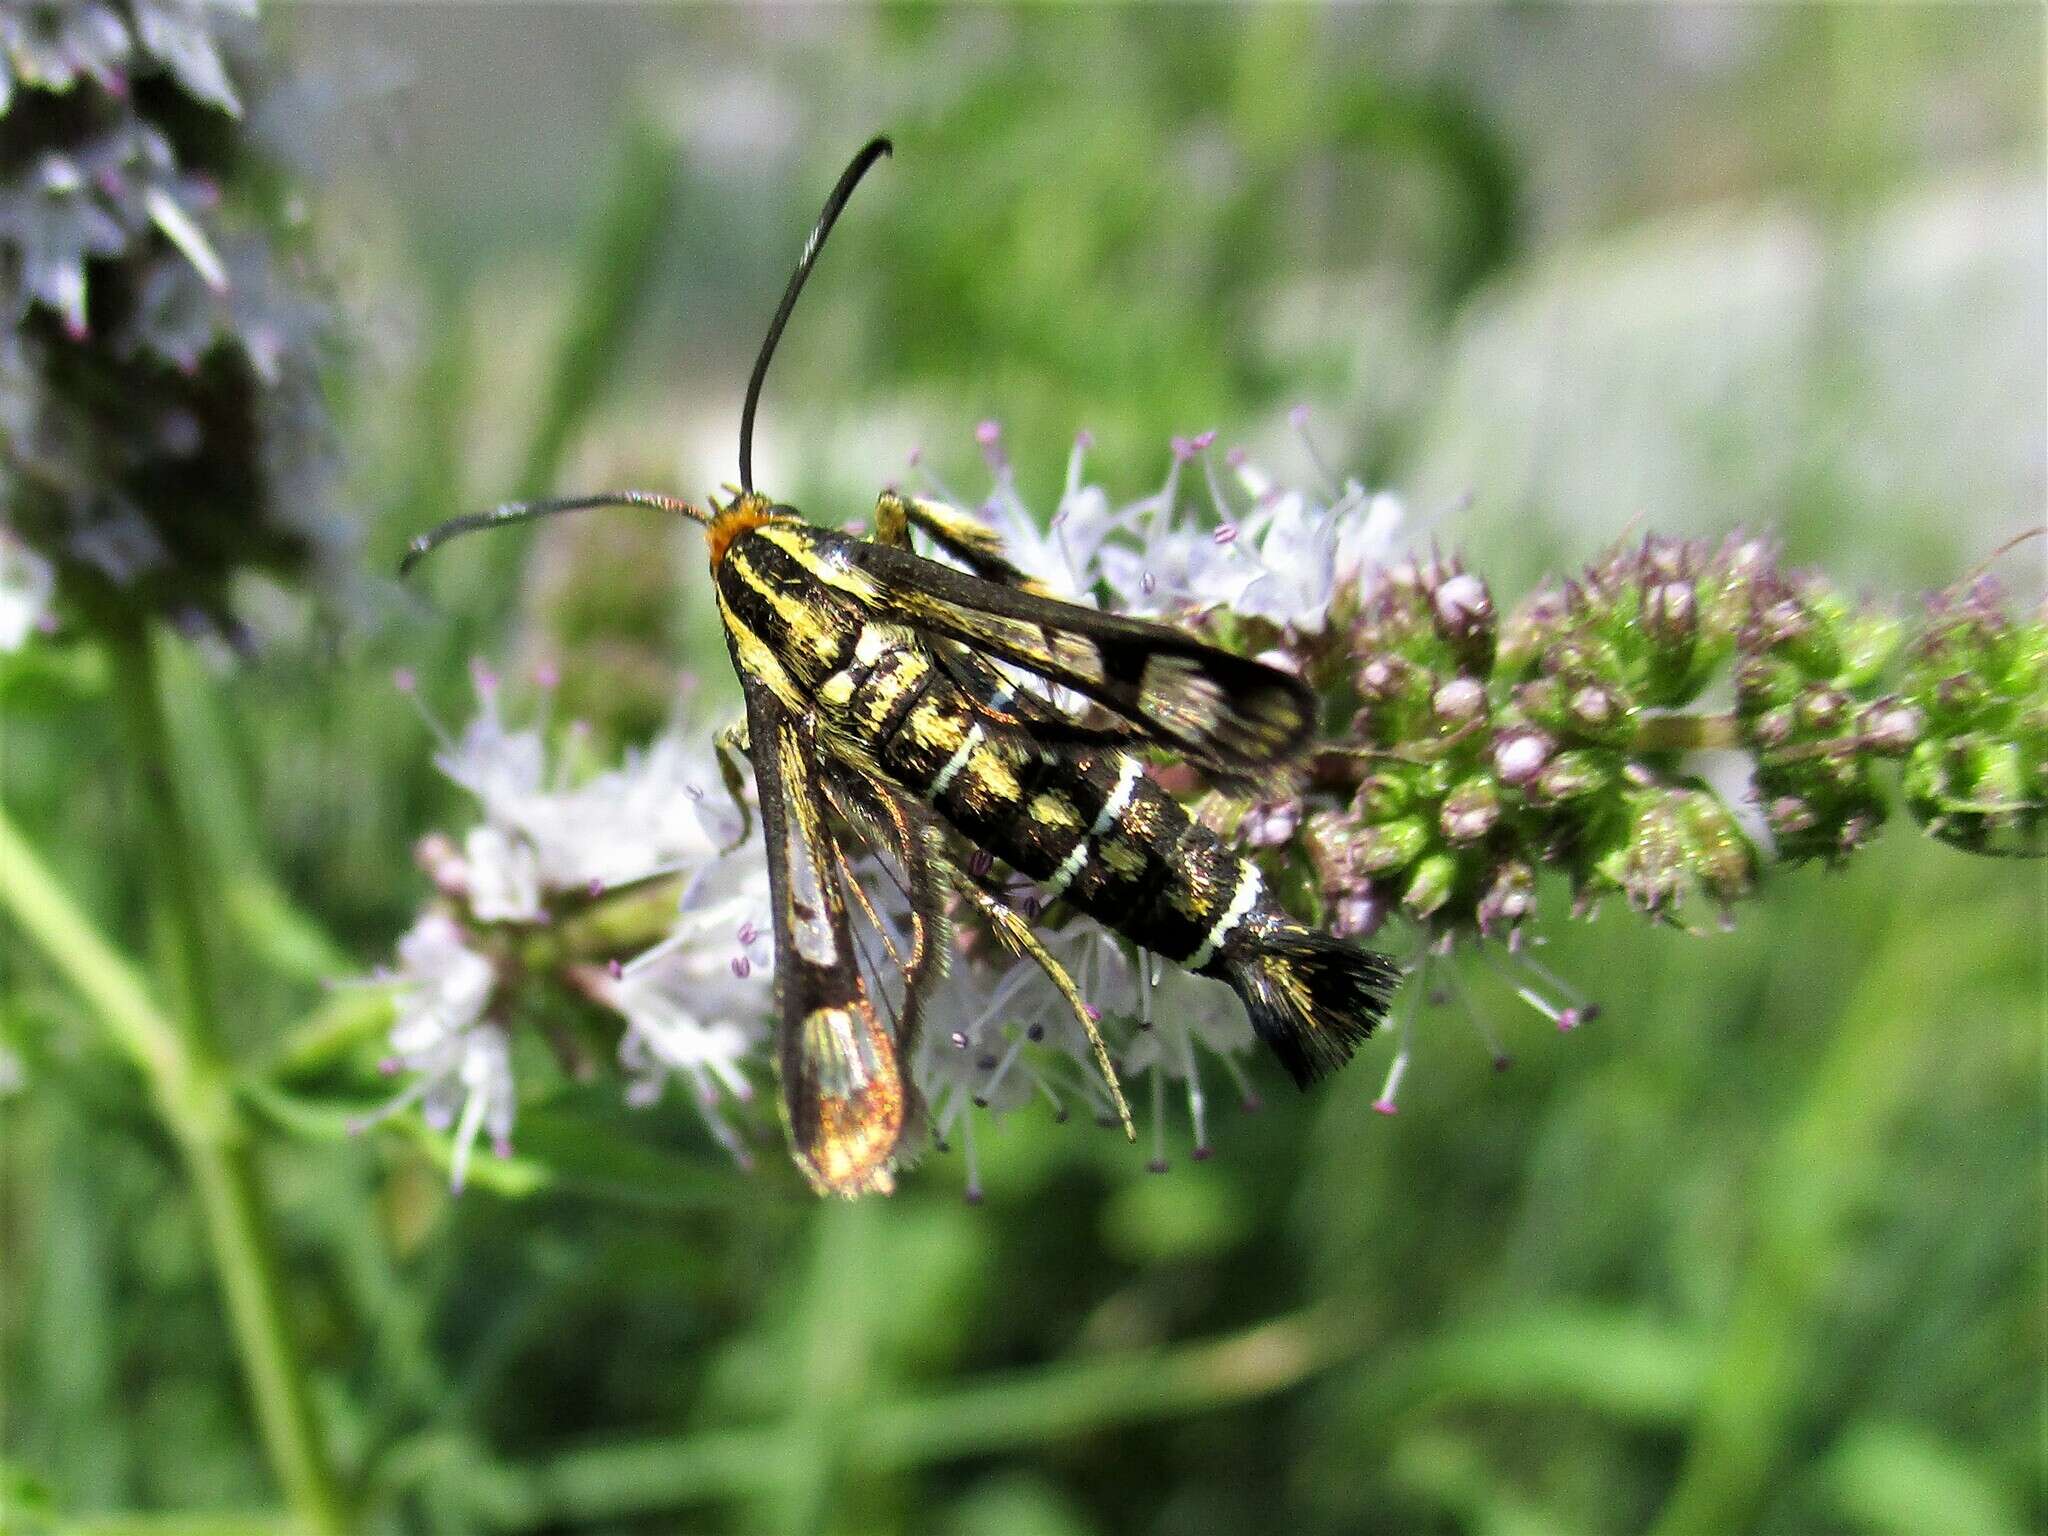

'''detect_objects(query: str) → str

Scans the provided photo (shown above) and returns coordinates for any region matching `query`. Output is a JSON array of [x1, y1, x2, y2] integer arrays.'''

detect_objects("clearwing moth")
[[403, 137, 1398, 1195]]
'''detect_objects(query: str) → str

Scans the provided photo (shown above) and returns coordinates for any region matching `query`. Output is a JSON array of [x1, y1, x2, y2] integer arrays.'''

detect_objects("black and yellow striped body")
[[713, 509, 1392, 1082]]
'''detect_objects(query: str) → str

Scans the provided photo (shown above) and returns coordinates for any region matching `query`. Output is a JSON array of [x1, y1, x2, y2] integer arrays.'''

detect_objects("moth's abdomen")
[[831, 651, 1397, 1083]]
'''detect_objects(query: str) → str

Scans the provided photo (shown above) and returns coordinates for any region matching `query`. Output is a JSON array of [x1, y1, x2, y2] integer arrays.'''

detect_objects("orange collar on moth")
[[706, 492, 796, 568]]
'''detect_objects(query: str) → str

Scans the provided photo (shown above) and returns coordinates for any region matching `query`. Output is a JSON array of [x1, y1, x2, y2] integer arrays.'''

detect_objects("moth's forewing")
[[836, 537, 1316, 765], [741, 676, 910, 1196]]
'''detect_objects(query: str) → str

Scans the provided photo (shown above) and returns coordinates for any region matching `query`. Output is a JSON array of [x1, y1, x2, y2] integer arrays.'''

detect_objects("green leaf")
[[1820, 1421, 2030, 1536]]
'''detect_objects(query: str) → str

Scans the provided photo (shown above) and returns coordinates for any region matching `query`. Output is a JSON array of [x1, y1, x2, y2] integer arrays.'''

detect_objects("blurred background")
[[3, 6, 2042, 1534]]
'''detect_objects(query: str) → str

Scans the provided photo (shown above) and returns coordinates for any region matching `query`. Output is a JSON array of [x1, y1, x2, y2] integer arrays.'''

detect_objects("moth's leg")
[[873, 490, 1050, 593], [712, 718, 753, 850], [947, 872, 1135, 1142], [821, 770, 950, 1038], [819, 778, 906, 973]]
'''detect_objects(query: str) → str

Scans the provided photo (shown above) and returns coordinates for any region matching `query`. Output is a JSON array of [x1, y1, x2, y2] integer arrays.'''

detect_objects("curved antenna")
[[738, 135, 893, 493], [399, 491, 708, 576]]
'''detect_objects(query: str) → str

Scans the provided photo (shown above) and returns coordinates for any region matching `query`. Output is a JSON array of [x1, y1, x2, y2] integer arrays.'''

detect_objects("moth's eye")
[[769, 503, 801, 519]]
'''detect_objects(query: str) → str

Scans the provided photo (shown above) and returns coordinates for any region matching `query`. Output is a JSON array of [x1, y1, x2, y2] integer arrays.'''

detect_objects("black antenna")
[[399, 491, 707, 576], [738, 135, 892, 493]]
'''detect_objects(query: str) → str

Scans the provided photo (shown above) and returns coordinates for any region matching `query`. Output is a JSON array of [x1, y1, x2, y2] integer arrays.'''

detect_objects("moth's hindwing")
[[741, 674, 910, 1196]]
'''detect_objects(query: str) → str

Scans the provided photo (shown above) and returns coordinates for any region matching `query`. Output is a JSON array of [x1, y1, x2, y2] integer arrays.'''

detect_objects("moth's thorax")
[[712, 518, 872, 703]]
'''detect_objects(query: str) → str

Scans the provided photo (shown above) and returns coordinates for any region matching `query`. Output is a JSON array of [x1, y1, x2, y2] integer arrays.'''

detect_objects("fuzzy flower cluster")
[[368, 424, 2042, 1188], [357, 662, 776, 1188], [0, 0, 342, 638]]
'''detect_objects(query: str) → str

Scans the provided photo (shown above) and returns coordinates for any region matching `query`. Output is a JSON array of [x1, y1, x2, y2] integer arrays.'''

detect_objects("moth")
[[404, 138, 1398, 1195]]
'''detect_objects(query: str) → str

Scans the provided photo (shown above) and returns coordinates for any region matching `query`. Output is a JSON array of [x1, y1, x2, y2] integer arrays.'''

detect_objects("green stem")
[[0, 808, 183, 1090], [1630, 711, 1743, 753], [33, 608, 350, 1536], [515, 1302, 1361, 1526]]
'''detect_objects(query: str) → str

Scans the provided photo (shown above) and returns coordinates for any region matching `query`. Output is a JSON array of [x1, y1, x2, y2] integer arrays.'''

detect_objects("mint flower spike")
[[1896, 569, 2046, 858], [1, 0, 345, 638], [374, 430, 2035, 1195]]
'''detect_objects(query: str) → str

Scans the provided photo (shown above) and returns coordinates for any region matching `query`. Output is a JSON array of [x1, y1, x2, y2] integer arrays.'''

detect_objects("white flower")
[[911, 917, 1260, 1189], [606, 846, 776, 1166], [1229, 464, 1405, 635], [417, 667, 746, 907], [1113, 956, 1257, 1166], [390, 912, 495, 1041], [955, 428, 1120, 604], [0, 531, 55, 651], [462, 824, 542, 923], [950, 419, 1406, 634], [354, 913, 516, 1193]]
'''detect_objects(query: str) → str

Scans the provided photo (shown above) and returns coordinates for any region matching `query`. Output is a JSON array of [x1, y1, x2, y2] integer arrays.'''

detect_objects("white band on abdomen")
[[930, 723, 984, 796], [1186, 864, 1263, 971]]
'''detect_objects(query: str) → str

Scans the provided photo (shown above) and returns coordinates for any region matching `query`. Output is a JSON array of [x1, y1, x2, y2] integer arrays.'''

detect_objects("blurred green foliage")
[[2, 8, 2042, 1535]]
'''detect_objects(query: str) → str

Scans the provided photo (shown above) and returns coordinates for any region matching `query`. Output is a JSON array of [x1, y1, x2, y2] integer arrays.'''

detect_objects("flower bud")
[[1430, 570, 1496, 668], [1614, 791, 1687, 918], [1798, 686, 1850, 734], [1749, 706, 1795, 751], [1242, 799, 1301, 848], [1440, 778, 1502, 843], [1838, 609, 1904, 689], [1675, 792, 1757, 905], [1858, 700, 1924, 756], [1492, 729, 1553, 787], [1568, 683, 1623, 734], [1356, 653, 1412, 701], [1329, 884, 1392, 939], [1642, 579, 1697, 647], [1477, 860, 1536, 937], [1354, 817, 1429, 875], [415, 832, 468, 897], [1735, 655, 1802, 715], [1534, 750, 1609, 803], [1354, 771, 1412, 821], [1402, 853, 1459, 920], [1767, 795, 1816, 837], [1432, 675, 1488, 725]]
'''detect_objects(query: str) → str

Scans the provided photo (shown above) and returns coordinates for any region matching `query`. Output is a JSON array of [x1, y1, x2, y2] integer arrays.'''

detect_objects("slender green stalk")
[[43, 1516, 295, 1536], [4, 607, 350, 1536], [0, 809, 183, 1090], [1630, 711, 1743, 753], [515, 1301, 1362, 1527]]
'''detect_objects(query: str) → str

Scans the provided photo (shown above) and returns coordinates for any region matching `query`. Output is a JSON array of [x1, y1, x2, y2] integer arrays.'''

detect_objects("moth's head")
[[704, 487, 803, 569]]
